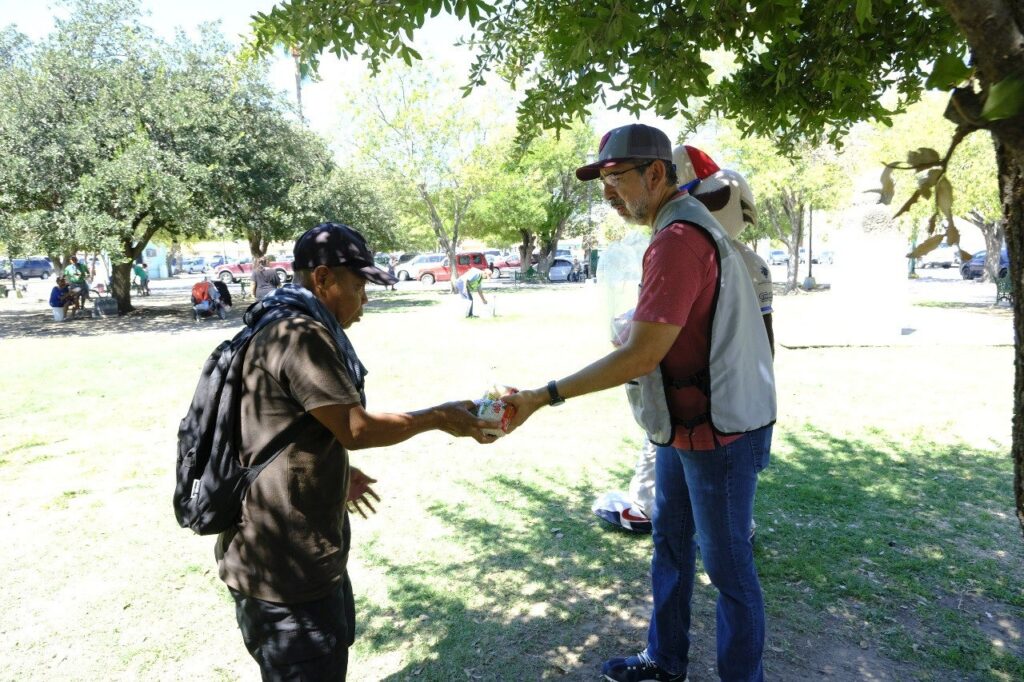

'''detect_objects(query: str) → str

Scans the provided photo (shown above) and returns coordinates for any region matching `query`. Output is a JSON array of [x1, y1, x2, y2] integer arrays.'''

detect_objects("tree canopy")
[[0, 0, 382, 311], [251, 1, 964, 149]]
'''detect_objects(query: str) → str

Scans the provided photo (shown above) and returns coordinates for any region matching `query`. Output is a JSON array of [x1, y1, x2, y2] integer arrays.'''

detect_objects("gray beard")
[[621, 194, 651, 225]]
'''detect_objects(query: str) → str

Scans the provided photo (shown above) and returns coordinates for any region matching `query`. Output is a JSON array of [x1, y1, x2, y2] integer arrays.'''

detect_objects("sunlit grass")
[[0, 283, 1020, 680]]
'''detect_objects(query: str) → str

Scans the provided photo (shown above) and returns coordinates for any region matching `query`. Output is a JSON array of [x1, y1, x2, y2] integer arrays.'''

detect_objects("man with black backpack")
[[182, 222, 494, 680]]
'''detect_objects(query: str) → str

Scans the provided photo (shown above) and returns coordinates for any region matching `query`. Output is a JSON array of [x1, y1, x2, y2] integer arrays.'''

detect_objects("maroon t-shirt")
[[633, 222, 741, 450]]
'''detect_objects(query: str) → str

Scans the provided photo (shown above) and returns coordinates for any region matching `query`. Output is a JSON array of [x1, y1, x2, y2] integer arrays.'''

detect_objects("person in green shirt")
[[63, 256, 90, 307], [455, 267, 491, 317], [132, 262, 150, 295]]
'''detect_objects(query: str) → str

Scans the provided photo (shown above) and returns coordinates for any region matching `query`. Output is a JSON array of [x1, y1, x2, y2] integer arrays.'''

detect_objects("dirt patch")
[[938, 594, 1024, 660]]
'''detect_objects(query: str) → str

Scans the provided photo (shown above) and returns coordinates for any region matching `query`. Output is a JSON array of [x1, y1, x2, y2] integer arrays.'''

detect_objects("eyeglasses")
[[599, 161, 655, 187]]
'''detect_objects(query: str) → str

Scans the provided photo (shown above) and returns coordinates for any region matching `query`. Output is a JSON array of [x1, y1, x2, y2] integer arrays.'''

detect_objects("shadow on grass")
[[365, 296, 440, 313], [358, 465, 657, 680], [758, 426, 1023, 678], [0, 301, 241, 339], [354, 428, 1024, 680]]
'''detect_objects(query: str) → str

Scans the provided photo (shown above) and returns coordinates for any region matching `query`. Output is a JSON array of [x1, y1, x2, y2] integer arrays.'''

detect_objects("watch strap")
[[547, 380, 565, 406]]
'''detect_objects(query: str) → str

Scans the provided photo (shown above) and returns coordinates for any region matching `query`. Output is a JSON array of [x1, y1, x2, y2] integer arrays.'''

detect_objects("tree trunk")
[[537, 236, 556, 276], [983, 223, 1004, 282], [417, 184, 459, 291], [111, 213, 158, 314], [518, 230, 536, 276], [997, 138, 1024, 535], [248, 233, 268, 259], [291, 47, 305, 124], [111, 260, 133, 314], [967, 210, 1006, 281], [940, 0, 1024, 534]]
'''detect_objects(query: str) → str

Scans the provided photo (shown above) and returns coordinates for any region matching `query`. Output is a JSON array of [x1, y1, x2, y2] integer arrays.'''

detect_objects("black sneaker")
[[602, 650, 685, 681]]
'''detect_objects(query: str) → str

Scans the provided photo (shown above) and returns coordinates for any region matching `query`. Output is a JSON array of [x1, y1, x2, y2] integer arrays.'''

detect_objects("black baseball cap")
[[293, 222, 398, 286], [575, 124, 674, 181]]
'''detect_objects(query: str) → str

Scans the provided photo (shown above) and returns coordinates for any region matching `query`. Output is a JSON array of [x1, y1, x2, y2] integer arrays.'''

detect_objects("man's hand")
[[498, 388, 547, 433], [435, 400, 499, 443], [346, 466, 380, 519]]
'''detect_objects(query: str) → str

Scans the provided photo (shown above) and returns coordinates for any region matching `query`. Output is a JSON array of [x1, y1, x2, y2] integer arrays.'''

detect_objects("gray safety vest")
[[625, 194, 776, 445]]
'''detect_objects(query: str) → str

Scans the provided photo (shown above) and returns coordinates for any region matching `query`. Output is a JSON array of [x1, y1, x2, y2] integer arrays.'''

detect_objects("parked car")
[[215, 257, 293, 284], [419, 252, 490, 284], [960, 248, 1009, 280], [479, 249, 502, 267], [180, 257, 208, 274], [768, 250, 789, 265], [0, 259, 9, 278], [494, 251, 540, 276], [547, 258, 574, 282], [13, 258, 52, 279], [813, 250, 835, 265], [917, 242, 958, 269], [396, 253, 445, 281]]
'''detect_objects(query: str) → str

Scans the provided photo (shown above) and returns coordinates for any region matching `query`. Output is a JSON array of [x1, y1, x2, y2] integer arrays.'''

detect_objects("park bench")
[[510, 268, 542, 289], [90, 285, 119, 317], [996, 271, 1013, 305]]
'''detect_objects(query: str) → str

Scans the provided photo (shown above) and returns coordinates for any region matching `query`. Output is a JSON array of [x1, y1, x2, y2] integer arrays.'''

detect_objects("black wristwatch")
[[547, 380, 565, 406]]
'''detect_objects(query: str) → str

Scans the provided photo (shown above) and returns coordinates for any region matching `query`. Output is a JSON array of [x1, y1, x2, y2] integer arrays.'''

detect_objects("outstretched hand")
[[498, 388, 547, 433], [346, 466, 380, 519], [436, 400, 499, 444]]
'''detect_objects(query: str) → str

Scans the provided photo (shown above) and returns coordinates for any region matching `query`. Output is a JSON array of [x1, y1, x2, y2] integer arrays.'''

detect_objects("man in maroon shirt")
[[505, 124, 775, 682]]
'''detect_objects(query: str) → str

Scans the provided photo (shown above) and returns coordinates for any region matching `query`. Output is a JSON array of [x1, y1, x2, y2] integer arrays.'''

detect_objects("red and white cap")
[[671, 144, 721, 185]]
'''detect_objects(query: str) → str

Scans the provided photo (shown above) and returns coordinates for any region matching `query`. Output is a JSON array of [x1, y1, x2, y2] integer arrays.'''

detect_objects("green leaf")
[[980, 76, 1024, 121], [926, 54, 972, 90], [854, 0, 873, 25]]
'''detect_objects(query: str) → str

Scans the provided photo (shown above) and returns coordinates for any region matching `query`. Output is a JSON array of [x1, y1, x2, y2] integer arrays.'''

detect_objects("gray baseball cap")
[[575, 124, 674, 181]]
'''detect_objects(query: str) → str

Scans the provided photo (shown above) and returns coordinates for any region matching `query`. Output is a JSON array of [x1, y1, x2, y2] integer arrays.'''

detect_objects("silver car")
[[397, 253, 445, 281], [547, 258, 574, 282]]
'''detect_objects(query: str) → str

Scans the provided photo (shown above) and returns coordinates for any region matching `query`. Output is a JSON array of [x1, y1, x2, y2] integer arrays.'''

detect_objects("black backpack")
[[174, 308, 309, 535]]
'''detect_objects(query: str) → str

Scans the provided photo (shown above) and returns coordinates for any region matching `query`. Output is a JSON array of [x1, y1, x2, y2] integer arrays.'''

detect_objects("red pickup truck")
[[418, 252, 491, 284], [214, 258, 294, 284]]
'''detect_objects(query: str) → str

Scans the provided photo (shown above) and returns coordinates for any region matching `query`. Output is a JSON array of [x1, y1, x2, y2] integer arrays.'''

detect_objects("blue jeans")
[[647, 425, 772, 681], [456, 280, 474, 316]]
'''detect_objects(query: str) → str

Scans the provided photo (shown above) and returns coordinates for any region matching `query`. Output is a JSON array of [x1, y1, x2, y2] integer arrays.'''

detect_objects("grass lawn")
[[0, 281, 1020, 681]]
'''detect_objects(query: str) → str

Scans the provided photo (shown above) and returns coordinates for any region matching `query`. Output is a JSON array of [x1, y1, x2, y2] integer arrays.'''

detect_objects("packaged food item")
[[482, 383, 517, 401], [476, 384, 518, 438]]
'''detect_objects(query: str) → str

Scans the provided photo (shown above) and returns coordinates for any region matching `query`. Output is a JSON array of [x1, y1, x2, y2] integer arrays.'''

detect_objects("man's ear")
[[650, 159, 670, 186], [312, 265, 331, 290]]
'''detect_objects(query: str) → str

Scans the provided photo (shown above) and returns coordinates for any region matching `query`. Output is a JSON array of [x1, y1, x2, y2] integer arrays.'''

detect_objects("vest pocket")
[[625, 367, 674, 446]]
